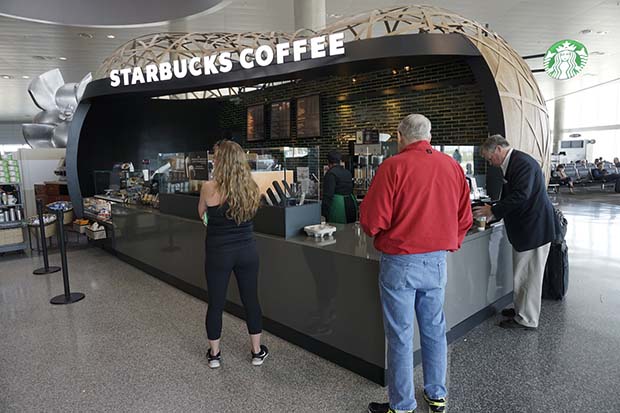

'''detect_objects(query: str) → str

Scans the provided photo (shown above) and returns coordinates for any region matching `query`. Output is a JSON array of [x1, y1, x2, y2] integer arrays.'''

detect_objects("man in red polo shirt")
[[363, 114, 472, 413]]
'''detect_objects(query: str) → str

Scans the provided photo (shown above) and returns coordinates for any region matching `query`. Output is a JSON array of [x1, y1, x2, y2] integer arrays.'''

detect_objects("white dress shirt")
[[501, 148, 514, 177]]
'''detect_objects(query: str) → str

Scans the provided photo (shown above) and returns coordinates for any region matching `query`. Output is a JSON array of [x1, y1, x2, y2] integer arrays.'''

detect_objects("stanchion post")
[[33, 199, 61, 275], [50, 209, 85, 305]]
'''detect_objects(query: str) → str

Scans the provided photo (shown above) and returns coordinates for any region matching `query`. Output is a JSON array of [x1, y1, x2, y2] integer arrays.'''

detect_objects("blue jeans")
[[379, 251, 448, 411]]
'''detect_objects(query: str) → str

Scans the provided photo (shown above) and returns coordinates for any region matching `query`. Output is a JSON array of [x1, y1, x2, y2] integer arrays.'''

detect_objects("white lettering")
[[189, 57, 202, 76], [173, 59, 188, 78], [255, 45, 274, 67], [329, 32, 345, 56], [310, 36, 327, 59], [240, 48, 255, 69], [145, 64, 159, 82], [108, 35, 345, 87], [110, 70, 120, 87], [218, 52, 233, 73], [276, 42, 290, 64], [159, 62, 173, 81], [119, 68, 132, 86], [292, 39, 307, 62], [131, 67, 145, 85], [203, 55, 219, 75]]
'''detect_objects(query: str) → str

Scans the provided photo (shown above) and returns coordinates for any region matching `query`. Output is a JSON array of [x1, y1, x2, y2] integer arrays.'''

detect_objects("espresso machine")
[[350, 143, 384, 196]]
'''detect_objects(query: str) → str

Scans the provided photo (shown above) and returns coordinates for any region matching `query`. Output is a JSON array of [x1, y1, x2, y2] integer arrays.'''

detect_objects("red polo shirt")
[[360, 140, 473, 255]]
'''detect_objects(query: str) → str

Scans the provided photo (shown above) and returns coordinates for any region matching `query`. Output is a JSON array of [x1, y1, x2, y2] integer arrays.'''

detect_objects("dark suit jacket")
[[491, 150, 555, 252]]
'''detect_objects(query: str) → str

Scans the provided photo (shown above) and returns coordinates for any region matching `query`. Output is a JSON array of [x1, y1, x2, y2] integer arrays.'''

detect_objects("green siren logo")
[[544, 40, 588, 80]]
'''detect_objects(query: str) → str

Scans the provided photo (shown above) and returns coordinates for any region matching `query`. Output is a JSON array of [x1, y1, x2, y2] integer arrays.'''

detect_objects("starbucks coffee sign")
[[543, 40, 588, 80], [109, 33, 345, 87]]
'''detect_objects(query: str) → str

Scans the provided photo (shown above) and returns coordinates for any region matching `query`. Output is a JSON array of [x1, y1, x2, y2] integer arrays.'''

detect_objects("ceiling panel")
[[0, 0, 619, 122]]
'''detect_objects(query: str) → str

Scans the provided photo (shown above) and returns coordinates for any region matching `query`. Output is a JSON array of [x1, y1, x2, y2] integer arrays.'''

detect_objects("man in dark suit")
[[473, 135, 555, 329]]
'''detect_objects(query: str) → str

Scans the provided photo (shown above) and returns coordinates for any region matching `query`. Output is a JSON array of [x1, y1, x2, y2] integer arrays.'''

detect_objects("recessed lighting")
[[106, 34, 116, 39], [58, 57, 67, 61], [351, 77, 357, 83], [32, 55, 57, 61], [595, 31, 609, 35], [590, 51, 605, 56], [1, 75, 12, 79], [328, 13, 342, 18], [22, 75, 30, 79], [78, 32, 93, 39], [580, 29, 592, 35], [404, 66, 411, 71], [391, 69, 398, 75]]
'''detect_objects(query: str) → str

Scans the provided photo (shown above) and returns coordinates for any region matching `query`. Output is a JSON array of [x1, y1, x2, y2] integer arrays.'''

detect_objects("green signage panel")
[[544, 40, 589, 80]]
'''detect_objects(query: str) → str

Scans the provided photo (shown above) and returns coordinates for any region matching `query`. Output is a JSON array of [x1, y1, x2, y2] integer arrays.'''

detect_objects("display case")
[[246, 146, 321, 202], [247, 146, 322, 239]]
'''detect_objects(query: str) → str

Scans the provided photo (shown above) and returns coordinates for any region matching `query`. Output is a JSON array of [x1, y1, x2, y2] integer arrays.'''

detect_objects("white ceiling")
[[1, 0, 619, 123]]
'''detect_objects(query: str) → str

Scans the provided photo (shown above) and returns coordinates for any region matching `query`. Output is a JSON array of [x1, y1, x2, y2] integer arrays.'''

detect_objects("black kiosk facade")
[[66, 6, 551, 385]]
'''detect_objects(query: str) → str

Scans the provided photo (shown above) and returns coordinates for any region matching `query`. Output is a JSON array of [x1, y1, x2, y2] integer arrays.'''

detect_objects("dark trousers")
[[205, 241, 262, 340]]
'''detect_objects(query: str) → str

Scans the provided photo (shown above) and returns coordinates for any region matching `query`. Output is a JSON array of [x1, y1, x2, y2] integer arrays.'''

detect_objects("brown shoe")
[[499, 319, 536, 330], [501, 308, 516, 318]]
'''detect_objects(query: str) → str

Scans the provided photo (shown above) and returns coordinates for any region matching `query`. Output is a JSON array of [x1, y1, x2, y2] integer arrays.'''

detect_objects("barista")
[[322, 151, 357, 223]]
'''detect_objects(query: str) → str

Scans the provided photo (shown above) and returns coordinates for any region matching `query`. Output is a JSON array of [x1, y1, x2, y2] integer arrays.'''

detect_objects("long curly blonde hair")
[[213, 141, 260, 224]]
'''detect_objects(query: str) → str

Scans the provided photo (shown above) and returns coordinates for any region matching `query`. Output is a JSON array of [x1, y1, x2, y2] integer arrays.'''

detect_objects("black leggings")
[[205, 242, 262, 340]]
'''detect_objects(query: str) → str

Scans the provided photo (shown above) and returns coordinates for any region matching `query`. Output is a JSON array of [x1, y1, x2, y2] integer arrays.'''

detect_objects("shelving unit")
[[0, 173, 28, 253]]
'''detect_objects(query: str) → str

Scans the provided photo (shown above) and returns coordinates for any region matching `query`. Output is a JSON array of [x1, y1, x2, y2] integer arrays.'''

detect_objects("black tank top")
[[205, 202, 254, 250]]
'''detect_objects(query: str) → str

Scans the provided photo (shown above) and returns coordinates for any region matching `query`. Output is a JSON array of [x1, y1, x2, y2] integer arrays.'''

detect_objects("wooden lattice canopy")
[[95, 5, 551, 175]]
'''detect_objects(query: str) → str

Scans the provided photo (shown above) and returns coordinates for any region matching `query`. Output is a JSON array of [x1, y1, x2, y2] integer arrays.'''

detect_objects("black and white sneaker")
[[207, 348, 221, 369], [251, 345, 269, 366]]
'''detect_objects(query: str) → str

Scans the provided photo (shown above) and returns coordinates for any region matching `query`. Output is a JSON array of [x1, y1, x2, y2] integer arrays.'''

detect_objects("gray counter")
[[107, 203, 513, 385]]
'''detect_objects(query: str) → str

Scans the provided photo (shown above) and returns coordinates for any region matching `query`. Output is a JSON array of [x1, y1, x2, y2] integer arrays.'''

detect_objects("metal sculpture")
[[22, 69, 92, 148], [94, 5, 551, 176]]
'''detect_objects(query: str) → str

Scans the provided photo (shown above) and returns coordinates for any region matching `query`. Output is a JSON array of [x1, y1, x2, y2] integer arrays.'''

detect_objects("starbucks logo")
[[544, 40, 588, 80]]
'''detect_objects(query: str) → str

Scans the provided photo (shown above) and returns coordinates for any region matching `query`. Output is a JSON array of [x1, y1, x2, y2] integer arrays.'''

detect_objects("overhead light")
[[391, 69, 398, 75], [583, 73, 597, 76], [78, 32, 93, 39], [590, 51, 605, 56], [404, 66, 411, 71], [580, 29, 609, 36], [58, 57, 67, 61], [351, 77, 357, 83], [106, 34, 116, 39], [328, 13, 342, 18], [22, 75, 30, 79], [1, 75, 12, 79], [32, 55, 57, 61]]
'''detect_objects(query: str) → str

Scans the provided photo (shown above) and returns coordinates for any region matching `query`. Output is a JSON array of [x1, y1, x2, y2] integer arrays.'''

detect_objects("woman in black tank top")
[[198, 141, 268, 368]]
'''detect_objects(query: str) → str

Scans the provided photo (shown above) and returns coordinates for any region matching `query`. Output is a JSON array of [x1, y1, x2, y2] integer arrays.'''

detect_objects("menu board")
[[270, 101, 290, 140], [296, 95, 320, 138], [247, 104, 265, 141], [186, 151, 208, 180]]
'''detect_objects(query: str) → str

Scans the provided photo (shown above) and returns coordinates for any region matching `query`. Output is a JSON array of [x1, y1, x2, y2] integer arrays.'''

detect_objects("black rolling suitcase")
[[542, 240, 569, 300], [542, 207, 569, 300]]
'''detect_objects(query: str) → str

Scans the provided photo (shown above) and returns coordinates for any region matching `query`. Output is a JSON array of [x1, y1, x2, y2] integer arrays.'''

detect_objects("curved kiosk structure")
[[67, 6, 550, 384]]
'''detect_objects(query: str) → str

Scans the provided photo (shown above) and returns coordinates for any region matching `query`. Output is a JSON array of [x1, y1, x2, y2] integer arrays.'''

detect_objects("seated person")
[[614, 157, 620, 168], [555, 164, 575, 194], [321, 151, 357, 224], [592, 162, 620, 181]]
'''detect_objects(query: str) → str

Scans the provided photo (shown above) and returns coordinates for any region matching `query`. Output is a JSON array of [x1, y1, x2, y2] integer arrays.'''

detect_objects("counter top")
[[109, 202, 501, 262], [259, 222, 503, 262]]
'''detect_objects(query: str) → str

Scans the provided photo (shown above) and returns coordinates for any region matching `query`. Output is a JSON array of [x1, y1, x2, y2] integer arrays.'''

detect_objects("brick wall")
[[219, 60, 489, 167]]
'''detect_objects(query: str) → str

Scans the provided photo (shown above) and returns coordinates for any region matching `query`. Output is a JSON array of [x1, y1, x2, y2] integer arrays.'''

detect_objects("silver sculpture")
[[22, 69, 92, 148]]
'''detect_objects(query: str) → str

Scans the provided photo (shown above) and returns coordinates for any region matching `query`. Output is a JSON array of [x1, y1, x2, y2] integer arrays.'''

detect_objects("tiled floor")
[[1, 194, 619, 412]]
